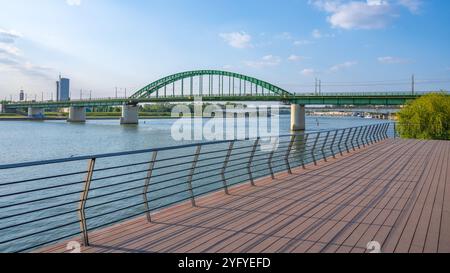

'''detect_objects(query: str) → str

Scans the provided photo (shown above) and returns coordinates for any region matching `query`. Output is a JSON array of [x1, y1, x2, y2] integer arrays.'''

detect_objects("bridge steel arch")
[[130, 70, 293, 99]]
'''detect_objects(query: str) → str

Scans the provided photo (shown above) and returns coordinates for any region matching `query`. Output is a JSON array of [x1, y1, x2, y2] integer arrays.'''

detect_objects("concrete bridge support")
[[291, 104, 306, 131], [28, 107, 45, 119], [120, 104, 139, 125], [68, 106, 86, 123]]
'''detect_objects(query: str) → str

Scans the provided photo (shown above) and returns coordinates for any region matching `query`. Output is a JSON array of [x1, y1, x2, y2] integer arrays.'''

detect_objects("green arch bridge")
[[1, 70, 442, 128]]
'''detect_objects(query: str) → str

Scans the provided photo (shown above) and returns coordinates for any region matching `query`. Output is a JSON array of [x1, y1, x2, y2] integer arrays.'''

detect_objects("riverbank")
[[0, 116, 177, 121], [0, 112, 175, 121]]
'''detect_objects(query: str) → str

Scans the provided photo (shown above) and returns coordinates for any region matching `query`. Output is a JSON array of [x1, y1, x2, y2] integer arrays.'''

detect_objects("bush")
[[397, 92, 450, 140]]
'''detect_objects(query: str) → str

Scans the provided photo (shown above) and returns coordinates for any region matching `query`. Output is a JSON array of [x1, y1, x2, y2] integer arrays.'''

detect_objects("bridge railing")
[[292, 91, 446, 97], [0, 123, 393, 252], [6, 91, 448, 106]]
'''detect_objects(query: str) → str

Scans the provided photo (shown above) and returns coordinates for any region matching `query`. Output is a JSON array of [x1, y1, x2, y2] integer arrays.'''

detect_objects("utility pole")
[[412, 74, 415, 95], [80, 89, 82, 100], [319, 80, 322, 95], [315, 78, 318, 95], [90, 90, 92, 100], [115, 87, 118, 99]]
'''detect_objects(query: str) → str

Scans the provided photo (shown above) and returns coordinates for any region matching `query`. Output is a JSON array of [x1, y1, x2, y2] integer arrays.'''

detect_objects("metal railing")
[[292, 91, 447, 97], [0, 123, 393, 252]]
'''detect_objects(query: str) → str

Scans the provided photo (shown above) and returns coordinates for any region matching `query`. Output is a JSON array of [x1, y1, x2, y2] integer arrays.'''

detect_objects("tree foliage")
[[397, 92, 450, 140]]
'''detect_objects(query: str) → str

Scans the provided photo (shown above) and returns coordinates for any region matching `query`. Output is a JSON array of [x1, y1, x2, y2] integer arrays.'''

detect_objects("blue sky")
[[0, 0, 449, 99]]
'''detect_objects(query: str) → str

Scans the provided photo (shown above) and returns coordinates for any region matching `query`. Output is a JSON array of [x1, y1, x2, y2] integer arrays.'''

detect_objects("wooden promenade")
[[38, 139, 450, 253]]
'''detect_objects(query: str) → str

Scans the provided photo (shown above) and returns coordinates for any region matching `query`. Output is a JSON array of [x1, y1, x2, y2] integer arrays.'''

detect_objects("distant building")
[[19, 90, 24, 101], [56, 81, 59, 101], [56, 75, 70, 101]]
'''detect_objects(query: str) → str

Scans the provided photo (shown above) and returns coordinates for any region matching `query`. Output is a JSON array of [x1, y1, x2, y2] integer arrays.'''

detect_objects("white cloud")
[[300, 68, 317, 76], [309, 0, 422, 30], [66, 0, 82, 6], [244, 55, 281, 68], [312, 29, 335, 39], [330, 61, 358, 71], [277, 32, 293, 40], [219, 32, 252, 49], [0, 44, 21, 56], [287, 55, 305, 62], [0, 28, 53, 79], [378, 56, 410, 64], [312, 29, 323, 39], [398, 0, 422, 13], [0, 28, 22, 57], [0, 29, 22, 43], [294, 40, 313, 46]]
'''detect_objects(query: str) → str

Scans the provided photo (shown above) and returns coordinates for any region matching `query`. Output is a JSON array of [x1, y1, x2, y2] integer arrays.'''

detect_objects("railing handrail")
[[0, 123, 394, 170]]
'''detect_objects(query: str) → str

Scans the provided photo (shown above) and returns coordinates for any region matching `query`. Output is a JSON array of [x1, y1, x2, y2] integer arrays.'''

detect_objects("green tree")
[[397, 92, 450, 140]]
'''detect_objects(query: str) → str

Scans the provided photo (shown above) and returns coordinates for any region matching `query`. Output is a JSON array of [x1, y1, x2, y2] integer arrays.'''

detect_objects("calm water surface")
[[0, 116, 385, 164]]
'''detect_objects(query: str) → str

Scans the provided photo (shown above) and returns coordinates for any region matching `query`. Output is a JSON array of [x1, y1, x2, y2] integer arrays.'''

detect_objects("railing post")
[[78, 158, 96, 246], [367, 125, 375, 145], [221, 141, 234, 194], [187, 145, 201, 207], [143, 151, 158, 222], [350, 127, 358, 151], [338, 129, 346, 156], [383, 123, 391, 139], [311, 133, 320, 165], [373, 124, 380, 143], [382, 123, 388, 139], [268, 138, 278, 179], [248, 138, 260, 185], [355, 126, 362, 149], [375, 124, 382, 142], [394, 122, 397, 139], [300, 134, 309, 169], [329, 130, 338, 159], [321, 131, 330, 162], [378, 124, 384, 141], [344, 128, 353, 153], [285, 135, 296, 173], [379, 124, 386, 140], [372, 124, 379, 143], [361, 126, 368, 148], [385, 123, 390, 139], [374, 124, 382, 142]]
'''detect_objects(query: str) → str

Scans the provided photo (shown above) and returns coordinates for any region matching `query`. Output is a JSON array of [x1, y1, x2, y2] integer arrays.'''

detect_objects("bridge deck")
[[38, 139, 450, 253]]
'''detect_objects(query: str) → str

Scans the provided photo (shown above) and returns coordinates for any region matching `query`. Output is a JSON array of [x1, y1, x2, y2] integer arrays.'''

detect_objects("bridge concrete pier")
[[67, 106, 86, 123], [27, 107, 45, 119], [120, 104, 139, 125], [291, 104, 306, 131]]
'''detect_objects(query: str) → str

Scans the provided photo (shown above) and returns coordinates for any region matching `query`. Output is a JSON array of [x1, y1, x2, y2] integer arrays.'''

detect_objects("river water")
[[0, 116, 388, 252], [0, 116, 386, 165]]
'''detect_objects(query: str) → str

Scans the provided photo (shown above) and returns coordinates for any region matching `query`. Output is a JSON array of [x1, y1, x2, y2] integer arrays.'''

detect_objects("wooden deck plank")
[[380, 141, 444, 253]]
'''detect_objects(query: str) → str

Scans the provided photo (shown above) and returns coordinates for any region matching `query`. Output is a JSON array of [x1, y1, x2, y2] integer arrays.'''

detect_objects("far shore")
[[0, 116, 177, 121]]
